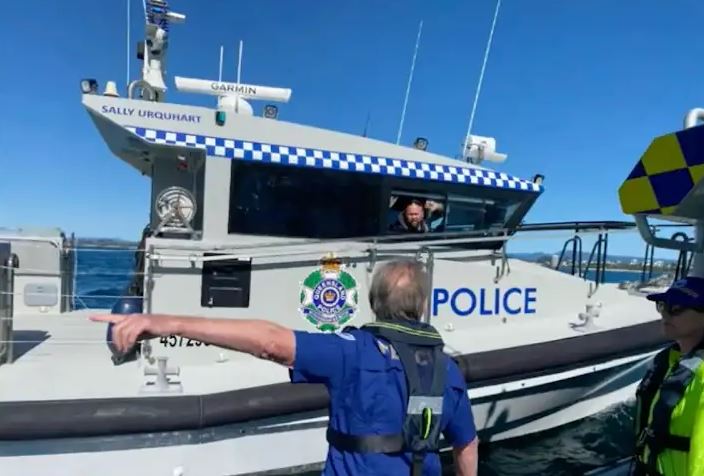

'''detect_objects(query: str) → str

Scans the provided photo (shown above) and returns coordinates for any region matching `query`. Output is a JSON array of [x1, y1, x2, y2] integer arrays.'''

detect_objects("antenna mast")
[[218, 45, 224, 82], [396, 20, 423, 145], [126, 0, 130, 88], [237, 40, 243, 85], [138, 0, 186, 101], [462, 0, 502, 155]]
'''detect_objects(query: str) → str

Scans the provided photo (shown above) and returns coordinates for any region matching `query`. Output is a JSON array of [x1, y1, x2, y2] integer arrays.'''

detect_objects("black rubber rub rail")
[[0, 320, 667, 440]]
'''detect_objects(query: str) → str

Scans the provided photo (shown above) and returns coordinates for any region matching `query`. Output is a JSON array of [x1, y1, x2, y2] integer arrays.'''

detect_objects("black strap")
[[632, 459, 663, 476], [638, 428, 690, 452], [411, 452, 425, 476], [635, 348, 672, 435], [662, 433, 690, 452], [326, 427, 404, 453]]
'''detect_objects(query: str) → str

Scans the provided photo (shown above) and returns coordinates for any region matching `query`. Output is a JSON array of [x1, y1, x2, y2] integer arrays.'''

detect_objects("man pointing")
[[92, 259, 478, 476]]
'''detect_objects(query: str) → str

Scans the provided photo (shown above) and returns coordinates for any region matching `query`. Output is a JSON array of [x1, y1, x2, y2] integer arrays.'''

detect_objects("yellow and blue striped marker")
[[619, 123, 704, 217]]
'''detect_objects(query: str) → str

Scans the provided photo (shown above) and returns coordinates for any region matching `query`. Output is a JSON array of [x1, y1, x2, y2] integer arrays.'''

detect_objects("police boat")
[[0, 2, 688, 475]]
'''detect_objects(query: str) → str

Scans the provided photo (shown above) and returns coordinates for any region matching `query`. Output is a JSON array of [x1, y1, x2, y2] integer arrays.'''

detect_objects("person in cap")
[[91, 259, 479, 476], [633, 276, 704, 475]]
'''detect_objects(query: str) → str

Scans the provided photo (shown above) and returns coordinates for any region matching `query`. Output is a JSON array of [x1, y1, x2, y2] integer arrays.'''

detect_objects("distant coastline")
[[76, 237, 138, 248]]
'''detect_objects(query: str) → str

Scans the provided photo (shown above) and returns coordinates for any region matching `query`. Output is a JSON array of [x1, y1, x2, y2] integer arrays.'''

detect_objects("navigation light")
[[215, 110, 226, 126], [533, 174, 544, 186]]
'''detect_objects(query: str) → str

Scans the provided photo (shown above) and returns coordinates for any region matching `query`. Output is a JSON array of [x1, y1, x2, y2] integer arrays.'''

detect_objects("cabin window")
[[386, 187, 527, 236], [228, 161, 382, 239], [387, 191, 447, 234], [445, 195, 520, 232]]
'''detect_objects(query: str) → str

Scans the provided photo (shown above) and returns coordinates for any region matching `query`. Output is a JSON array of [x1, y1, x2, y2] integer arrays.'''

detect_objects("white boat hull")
[[0, 350, 655, 476]]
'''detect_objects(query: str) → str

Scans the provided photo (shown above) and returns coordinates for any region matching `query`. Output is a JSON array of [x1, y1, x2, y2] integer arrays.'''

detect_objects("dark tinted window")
[[228, 162, 382, 239], [386, 186, 530, 235], [445, 195, 521, 232]]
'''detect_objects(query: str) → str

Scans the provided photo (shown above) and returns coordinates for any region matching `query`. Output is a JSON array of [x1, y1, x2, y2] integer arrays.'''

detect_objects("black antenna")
[[363, 111, 371, 137]]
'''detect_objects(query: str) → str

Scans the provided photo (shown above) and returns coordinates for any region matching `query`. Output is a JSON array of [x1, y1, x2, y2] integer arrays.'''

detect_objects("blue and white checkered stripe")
[[125, 126, 542, 193]]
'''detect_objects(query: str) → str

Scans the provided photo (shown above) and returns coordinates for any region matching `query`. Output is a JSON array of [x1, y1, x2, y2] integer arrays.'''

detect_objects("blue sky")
[[1, 0, 701, 258]]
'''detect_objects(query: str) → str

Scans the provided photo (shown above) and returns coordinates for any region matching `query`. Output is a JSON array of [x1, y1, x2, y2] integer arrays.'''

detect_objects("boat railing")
[[548, 222, 692, 289], [0, 220, 693, 310], [0, 253, 19, 365]]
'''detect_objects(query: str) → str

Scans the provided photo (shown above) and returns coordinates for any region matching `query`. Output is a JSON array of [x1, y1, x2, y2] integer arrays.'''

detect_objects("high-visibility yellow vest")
[[635, 345, 704, 475]]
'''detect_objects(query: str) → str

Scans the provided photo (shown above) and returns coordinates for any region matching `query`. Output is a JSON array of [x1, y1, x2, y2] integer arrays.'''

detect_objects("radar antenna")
[[133, 0, 186, 102]]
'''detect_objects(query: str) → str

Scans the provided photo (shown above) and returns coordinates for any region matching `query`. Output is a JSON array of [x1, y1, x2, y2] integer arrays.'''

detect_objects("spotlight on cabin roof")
[[80, 79, 98, 95], [533, 174, 545, 185], [463, 134, 507, 165], [264, 104, 278, 119], [413, 137, 428, 151]]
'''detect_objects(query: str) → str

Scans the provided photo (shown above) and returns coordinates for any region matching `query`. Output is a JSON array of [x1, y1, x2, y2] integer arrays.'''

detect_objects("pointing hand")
[[90, 314, 175, 353]]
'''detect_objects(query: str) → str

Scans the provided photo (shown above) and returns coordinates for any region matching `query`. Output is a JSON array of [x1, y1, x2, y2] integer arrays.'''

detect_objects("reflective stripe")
[[421, 408, 432, 439], [408, 396, 443, 414], [679, 351, 704, 372]]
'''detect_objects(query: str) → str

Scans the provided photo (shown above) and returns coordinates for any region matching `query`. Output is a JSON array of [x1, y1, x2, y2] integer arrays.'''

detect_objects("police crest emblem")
[[299, 254, 359, 332]]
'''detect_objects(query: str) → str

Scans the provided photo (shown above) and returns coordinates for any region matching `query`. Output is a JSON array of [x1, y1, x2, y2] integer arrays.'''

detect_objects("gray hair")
[[369, 259, 429, 322]]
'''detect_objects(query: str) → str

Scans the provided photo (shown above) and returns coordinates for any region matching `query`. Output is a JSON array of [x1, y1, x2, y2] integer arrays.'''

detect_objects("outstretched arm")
[[91, 314, 296, 366], [453, 436, 478, 476]]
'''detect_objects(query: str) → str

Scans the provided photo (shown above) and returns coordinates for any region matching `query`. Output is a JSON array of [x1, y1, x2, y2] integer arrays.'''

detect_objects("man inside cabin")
[[389, 198, 430, 233], [91, 259, 479, 476]]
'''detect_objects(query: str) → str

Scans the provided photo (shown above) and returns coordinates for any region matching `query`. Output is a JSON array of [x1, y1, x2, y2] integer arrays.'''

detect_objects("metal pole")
[[1, 254, 19, 365], [600, 233, 608, 284], [462, 0, 502, 154], [424, 249, 434, 324], [126, 0, 131, 89], [690, 222, 704, 278], [396, 20, 423, 145]]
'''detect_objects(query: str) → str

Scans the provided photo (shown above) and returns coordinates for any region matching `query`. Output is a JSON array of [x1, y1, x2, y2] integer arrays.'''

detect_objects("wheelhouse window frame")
[[226, 158, 538, 243], [382, 174, 538, 246]]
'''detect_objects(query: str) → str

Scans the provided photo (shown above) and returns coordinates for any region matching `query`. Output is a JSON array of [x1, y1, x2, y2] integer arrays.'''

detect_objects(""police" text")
[[432, 287, 537, 317]]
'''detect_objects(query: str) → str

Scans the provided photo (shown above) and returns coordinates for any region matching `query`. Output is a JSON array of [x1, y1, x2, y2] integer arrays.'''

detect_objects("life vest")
[[634, 343, 704, 475], [325, 319, 448, 476]]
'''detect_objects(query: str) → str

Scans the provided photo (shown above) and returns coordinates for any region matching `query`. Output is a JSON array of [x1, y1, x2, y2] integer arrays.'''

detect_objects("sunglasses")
[[656, 301, 704, 316]]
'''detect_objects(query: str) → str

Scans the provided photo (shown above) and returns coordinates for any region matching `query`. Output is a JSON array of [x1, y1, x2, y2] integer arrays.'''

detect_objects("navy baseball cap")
[[646, 276, 704, 308]]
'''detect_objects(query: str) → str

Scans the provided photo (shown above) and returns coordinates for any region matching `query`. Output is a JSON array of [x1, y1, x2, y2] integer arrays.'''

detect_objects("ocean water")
[[73, 248, 651, 475]]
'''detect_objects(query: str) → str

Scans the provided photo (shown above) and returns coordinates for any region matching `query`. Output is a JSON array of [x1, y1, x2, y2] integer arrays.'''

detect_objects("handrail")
[[672, 232, 692, 281], [518, 220, 637, 232], [583, 233, 609, 297], [555, 236, 582, 276]]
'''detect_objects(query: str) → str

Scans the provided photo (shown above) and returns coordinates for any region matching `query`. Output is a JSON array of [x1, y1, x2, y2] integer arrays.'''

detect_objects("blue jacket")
[[290, 327, 477, 475]]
